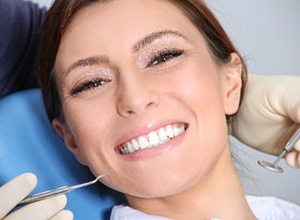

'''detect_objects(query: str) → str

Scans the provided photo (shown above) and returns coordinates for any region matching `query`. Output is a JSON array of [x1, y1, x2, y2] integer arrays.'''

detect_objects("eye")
[[147, 49, 184, 67], [71, 78, 111, 95]]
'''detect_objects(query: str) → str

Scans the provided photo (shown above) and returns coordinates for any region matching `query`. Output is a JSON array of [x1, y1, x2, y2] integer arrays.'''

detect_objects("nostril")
[[127, 110, 135, 114], [145, 101, 156, 109]]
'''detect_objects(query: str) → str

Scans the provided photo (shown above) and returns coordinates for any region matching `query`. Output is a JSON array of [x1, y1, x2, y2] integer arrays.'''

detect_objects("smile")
[[118, 124, 187, 155]]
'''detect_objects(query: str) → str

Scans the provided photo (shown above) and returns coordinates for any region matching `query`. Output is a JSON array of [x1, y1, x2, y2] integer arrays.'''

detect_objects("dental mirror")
[[258, 127, 300, 173]]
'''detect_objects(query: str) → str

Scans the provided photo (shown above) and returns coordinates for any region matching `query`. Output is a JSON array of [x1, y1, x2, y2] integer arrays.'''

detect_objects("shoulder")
[[246, 195, 300, 220]]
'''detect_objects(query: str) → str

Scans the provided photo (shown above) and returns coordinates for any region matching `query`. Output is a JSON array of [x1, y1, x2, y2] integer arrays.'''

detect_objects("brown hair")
[[37, 0, 247, 127]]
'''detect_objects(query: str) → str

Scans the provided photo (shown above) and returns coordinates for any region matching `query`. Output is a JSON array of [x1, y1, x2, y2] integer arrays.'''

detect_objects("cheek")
[[166, 63, 229, 150], [62, 100, 115, 162], [167, 62, 225, 115]]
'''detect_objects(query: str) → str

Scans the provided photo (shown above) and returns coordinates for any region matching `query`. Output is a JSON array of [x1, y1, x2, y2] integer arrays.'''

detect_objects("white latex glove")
[[232, 74, 300, 168], [0, 173, 73, 220]]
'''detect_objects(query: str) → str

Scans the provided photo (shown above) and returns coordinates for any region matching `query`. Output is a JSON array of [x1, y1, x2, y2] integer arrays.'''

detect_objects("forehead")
[[62, 0, 198, 43]]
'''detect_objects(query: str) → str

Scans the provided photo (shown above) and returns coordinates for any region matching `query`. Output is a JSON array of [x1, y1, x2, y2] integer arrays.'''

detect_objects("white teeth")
[[179, 126, 185, 133], [131, 139, 139, 151], [166, 125, 174, 138], [138, 136, 150, 149], [120, 124, 186, 155], [148, 131, 160, 146], [173, 127, 179, 136], [127, 142, 134, 153], [158, 128, 168, 142]]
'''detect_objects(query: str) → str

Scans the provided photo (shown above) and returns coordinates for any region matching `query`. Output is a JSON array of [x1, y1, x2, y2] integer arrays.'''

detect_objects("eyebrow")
[[132, 30, 192, 52], [64, 55, 110, 78]]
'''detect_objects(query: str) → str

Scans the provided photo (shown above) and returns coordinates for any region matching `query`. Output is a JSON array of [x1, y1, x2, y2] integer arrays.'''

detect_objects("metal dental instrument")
[[258, 128, 300, 173], [18, 174, 106, 206]]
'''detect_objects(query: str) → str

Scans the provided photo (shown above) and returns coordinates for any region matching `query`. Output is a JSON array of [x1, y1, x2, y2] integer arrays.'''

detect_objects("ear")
[[222, 53, 243, 115], [52, 118, 88, 165]]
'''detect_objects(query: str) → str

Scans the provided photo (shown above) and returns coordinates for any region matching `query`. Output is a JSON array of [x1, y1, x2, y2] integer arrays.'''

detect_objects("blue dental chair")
[[0, 89, 126, 219]]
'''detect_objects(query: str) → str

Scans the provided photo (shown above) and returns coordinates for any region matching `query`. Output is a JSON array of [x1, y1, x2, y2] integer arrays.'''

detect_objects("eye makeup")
[[146, 48, 184, 68], [134, 30, 192, 70], [71, 77, 111, 95], [67, 67, 115, 96], [132, 30, 191, 53], [64, 55, 110, 79], [136, 41, 187, 70]]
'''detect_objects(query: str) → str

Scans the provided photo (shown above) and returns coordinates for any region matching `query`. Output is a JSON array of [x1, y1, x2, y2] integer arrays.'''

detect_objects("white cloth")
[[247, 196, 300, 220], [110, 195, 300, 220]]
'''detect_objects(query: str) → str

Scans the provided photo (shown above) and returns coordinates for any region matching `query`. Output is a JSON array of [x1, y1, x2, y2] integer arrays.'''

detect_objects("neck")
[[126, 147, 256, 220]]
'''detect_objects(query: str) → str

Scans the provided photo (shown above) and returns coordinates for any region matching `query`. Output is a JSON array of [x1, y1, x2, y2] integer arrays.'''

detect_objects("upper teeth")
[[120, 124, 186, 155]]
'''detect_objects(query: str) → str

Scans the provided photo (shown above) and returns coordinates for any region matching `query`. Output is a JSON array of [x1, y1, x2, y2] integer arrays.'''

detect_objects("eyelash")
[[147, 49, 184, 67], [71, 78, 111, 95]]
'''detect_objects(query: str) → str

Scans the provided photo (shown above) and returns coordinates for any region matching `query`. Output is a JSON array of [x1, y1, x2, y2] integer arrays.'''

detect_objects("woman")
[[34, 0, 299, 219], [1, 0, 300, 219]]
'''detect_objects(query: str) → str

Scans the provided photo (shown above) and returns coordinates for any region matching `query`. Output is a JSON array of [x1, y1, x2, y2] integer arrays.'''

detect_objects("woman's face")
[[54, 0, 241, 198]]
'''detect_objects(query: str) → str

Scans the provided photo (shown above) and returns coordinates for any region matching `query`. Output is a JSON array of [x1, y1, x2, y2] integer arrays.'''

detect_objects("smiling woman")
[[34, 0, 300, 219]]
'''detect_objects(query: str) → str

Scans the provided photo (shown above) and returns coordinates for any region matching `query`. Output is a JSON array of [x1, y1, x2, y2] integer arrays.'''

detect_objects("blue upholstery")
[[0, 89, 126, 219]]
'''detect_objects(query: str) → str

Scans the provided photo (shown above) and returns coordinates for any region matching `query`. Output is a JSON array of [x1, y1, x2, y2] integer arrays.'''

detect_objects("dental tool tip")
[[258, 160, 284, 173]]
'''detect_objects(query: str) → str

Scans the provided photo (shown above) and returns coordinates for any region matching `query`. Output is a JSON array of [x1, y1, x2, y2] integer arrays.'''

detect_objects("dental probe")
[[258, 127, 300, 173], [18, 174, 106, 206]]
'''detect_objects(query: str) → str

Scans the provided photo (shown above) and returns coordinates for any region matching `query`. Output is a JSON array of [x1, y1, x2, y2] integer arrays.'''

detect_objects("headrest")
[[0, 89, 126, 219]]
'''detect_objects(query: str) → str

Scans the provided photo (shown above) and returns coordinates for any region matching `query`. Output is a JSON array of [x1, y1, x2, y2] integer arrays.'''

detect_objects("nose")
[[116, 72, 158, 117]]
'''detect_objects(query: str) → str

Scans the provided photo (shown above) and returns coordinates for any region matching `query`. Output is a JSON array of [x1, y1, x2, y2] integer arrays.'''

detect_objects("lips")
[[117, 123, 187, 155]]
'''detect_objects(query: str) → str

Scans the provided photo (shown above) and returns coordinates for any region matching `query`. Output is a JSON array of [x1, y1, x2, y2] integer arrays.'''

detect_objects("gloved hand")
[[232, 74, 300, 168], [0, 173, 73, 220]]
